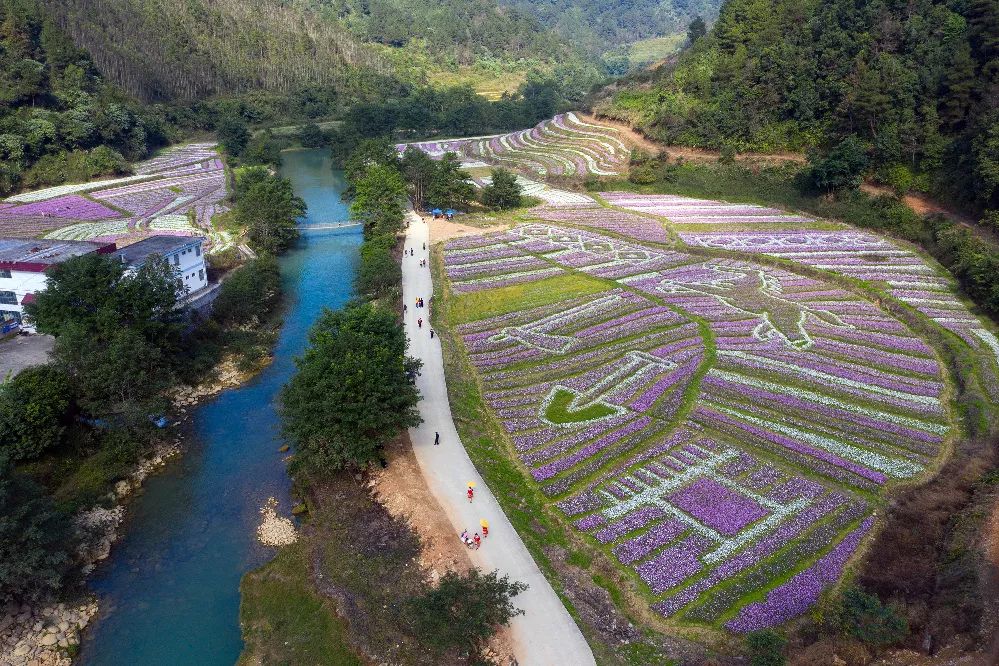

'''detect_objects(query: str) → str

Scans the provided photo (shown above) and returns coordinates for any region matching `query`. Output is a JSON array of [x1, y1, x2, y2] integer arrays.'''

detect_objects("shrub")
[[0, 453, 73, 604], [212, 257, 282, 326], [833, 586, 908, 646], [808, 136, 869, 191], [746, 629, 787, 666], [0, 364, 72, 461]]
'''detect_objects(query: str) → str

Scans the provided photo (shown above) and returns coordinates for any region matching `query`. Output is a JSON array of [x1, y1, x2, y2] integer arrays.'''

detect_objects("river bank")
[[0, 355, 265, 666], [68, 149, 359, 665]]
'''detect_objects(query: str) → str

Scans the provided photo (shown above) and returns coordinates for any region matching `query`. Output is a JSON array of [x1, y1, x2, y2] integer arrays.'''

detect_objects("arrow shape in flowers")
[[542, 351, 676, 424], [488, 293, 624, 354]]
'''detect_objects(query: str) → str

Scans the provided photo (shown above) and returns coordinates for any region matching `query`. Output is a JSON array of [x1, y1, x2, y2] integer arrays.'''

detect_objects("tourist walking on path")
[[417, 318, 423, 328], [401, 208, 595, 666], [434, 431, 440, 445], [480, 518, 489, 537], [467, 486, 474, 502], [473, 533, 481, 549]]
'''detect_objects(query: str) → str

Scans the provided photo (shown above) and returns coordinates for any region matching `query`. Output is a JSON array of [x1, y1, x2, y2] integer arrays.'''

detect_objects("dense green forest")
[[0, 0, 174, 194], [596, 0, 999, 212], [36, 0, 596, 103], [322, 0, 570, 63], [501, 0, 720, 53]]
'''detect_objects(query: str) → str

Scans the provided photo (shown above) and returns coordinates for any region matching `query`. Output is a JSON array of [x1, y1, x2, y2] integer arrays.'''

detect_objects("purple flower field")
[[441, 216, 971, 631], [1, 143, 230, 250]]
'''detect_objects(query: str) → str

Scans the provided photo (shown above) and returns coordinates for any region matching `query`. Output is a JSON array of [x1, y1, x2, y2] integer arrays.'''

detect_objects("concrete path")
[[0, 333, 53, 379], [402, 212, 595, 666]]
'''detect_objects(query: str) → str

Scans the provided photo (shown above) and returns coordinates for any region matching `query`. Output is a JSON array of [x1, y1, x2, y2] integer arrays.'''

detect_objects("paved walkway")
[[402, 212, 595, 666]]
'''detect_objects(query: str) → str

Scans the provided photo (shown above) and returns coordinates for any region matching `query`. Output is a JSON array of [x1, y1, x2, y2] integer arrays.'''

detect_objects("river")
[[79, 148, 360, 665]]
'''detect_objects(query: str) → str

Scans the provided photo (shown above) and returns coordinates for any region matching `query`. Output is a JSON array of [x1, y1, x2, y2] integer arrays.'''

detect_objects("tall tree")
[[350, 163, 408, 237], [233, 173, 306, 254], [426, 152, 475, 210], [281, 302, 421, 474], [480, 167, 523, 210]]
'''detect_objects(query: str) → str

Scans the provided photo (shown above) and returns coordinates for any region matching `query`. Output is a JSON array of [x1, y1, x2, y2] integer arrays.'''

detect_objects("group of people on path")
[[407, 226, 493, 559], [459, 518, 489, 550]]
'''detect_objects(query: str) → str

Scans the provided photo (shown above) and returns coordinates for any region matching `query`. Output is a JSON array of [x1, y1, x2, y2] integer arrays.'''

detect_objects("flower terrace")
[[0, 143, 231, 251], [441, 217, 977, 633]]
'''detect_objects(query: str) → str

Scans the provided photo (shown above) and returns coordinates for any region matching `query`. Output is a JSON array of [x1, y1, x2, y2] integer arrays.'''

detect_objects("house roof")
[[112, 235, 205, 266], [0, 238, 115, 272]]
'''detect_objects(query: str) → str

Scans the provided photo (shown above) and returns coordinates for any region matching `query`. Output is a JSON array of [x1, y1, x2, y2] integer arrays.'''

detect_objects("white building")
[[0, 235, 209, 327], [0, 238, 117, 324], [112, 236, 209, 297]]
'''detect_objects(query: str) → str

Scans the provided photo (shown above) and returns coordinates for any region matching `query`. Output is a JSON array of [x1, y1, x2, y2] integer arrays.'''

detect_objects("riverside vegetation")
[[2, 0, 998, 662], [239, 141, 529, 665]]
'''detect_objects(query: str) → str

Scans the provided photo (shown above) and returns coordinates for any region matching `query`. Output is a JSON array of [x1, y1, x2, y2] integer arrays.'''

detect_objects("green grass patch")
[[238, 542, 360, 666], [543, 388, 618, 424], [619, 34, 685, 67], [450, 272, 610, 323]]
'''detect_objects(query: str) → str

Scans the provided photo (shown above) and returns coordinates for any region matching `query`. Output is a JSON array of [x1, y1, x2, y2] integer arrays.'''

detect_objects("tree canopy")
[[232, 171, 306, 254], [26, 253, 184, 416], [281, 302, 421, 473], [407, 569, 527, 658], [0, 364, 72, 461], [481, 167, 523, 210]]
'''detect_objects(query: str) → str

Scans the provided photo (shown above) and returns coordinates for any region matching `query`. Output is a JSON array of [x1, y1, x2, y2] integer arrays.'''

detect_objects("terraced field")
[[438, 193, 997, 633], [0, 144, 232, 251], [399, 113, 631, 179]]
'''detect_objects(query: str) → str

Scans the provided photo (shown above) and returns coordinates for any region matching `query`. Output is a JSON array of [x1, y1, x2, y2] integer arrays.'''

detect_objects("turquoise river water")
[[79, 148, 360, 665]]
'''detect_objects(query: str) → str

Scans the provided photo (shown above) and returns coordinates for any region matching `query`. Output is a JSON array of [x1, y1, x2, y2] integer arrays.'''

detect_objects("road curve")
[[402, 211, 595, 666]]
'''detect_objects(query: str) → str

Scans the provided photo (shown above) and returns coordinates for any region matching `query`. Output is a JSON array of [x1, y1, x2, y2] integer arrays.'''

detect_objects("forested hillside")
[[501, 0, 721, 52], [39, 0, 397, 101], [36, 0, 592, 103], [596, 0, 999, 211], [326, 0, 570, 64], [0, 0, 172, 195]]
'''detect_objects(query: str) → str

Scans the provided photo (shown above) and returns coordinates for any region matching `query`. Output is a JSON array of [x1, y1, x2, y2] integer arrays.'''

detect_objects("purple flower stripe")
[[636, 535, 712, 594], [668, 478, 770, 536], [531, 417, 652, 481], [614, 520, 688, 564], [594, 506, 666, 543], [695, 406, 887, 484], [0, 195, 120, 220], [725, 517, 875, 632]]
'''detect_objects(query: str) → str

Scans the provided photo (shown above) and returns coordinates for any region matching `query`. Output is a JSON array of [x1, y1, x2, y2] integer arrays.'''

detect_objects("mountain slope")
[[40, 0, 396, 101], [0, 0, 168, 195], [39, 0, 590, 103], [595, 0, 999, 211], [500, 0, 722, 52]]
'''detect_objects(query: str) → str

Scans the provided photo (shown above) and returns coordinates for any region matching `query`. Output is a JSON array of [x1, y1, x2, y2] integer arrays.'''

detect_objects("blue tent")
[[445, 209, 457, 216], [431, 208, 443, 216]]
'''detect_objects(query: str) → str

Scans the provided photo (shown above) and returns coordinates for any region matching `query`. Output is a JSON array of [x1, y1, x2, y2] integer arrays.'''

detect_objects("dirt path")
[[369, 435, 516, 663], [402, 211, 596, 666], [580, 112, 806, 165]]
